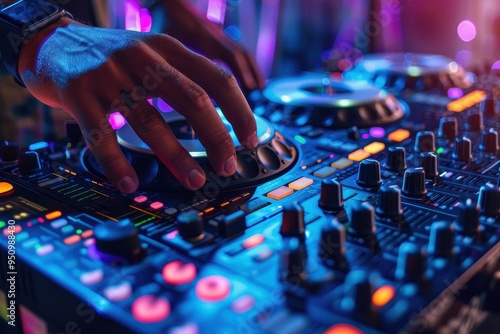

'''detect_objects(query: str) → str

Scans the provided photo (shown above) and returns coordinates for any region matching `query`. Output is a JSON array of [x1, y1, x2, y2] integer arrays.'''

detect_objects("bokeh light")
[[457, 20, 476, 42], [139, 8, 152, 32], [455, 50, 473, 68], [447, 87, 463, 99], [491, 61, 500, 70], [109, 112, 126, 130]]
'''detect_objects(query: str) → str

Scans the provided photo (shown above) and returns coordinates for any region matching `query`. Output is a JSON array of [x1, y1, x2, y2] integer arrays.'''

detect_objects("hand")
[[18, 17, 258, 193], [159, 0, 266, 91]]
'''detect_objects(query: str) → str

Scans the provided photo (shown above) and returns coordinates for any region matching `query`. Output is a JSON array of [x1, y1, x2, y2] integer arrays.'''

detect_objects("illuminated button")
[[162, 260, 197, 285], [36, 244, 54, 256], [231, 295, 255, 314], [80, 269, 104, 285], [150, 201, 164, 210], [81, 230, 94, 239], [447, 90, 486, 112], [45, 211, 62, 220], [240, 198, 269, 213], [313, 166, 336, 178], [331, 158, 353, 170], [288, 177, 313, 190], [104, 282, 132, 302], [195, 275, 231, 302], [61, 225, 74, 234], [134, 195, 148, 203], [363, 142, 385, 154], [3, 225, 22, 236], [253, 246, 274, 262], [372, 285, 395, 307], [348, 149, 370, 162], [267, 186, 293, 200], [132, 295, 170, 323], [50, 218, 68, 229], [324, 323, 363, 334], [0, 182, 13, 195], [242, 234, 265, 249], [164, 207, 178, 215], [63, 235, 81, 245], [16, 231, 29, 242], [388, 129, 410, 142]]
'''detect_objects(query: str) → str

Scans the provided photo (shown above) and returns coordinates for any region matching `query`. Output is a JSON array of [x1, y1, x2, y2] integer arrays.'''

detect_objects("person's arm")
[[1, 1, 258, 193]]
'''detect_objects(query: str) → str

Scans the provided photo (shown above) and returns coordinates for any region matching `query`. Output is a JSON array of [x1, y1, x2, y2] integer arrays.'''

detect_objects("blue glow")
[[294, 135, 306, 145], [29, 141, 49, 151]]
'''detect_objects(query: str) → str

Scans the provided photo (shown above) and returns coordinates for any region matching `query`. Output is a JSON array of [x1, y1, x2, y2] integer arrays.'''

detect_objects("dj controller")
[[0, 53, 499, 333]]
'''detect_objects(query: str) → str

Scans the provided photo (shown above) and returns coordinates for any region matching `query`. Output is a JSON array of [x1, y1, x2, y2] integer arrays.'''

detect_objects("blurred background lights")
[[491, 60, 500, 70], [457, 20, 476, 42]]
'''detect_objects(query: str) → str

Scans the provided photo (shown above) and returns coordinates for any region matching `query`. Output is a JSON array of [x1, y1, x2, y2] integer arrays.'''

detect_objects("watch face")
[[0, 0, 59, 28]]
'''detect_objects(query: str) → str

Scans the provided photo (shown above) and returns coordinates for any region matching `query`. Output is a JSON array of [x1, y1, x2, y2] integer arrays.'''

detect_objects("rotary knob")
[[376, 185, 403, 219], [419, 152, 439, 180], [342, 269, 373, 313], [453, 199, 480, 236], [477, 183, 500, 218], [385, 147, 407, 173], [480, 95, 498, 117], [349, 202, 376, 237], [452, 136, 472, 163], [479, 128, 499, 153], [428, 221, 454, 258], [465, 112, 483, 132], [1, 141, 19, 162], [318, 218, 346, 263], [318, 178, 344, 211], [395, 242, 426, 282], [402, 167, 427, 197], [18, 151, 42, 175], [176, 210, 205, 242], [438, 117, 458, 141], [279, 237, 307, 284], [356, 159, 382, 188], [280, 202, 306, 239], [94, 219, 145, 262], [348, 126, 359, 140], [414, 131, 436, 153]]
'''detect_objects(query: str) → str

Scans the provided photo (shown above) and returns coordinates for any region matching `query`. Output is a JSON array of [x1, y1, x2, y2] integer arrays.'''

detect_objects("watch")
[[0, 0, 73, 86]]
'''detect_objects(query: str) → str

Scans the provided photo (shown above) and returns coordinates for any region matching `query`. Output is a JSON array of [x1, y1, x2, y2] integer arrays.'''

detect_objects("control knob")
[[385, 147, 407, 173], [376, 185, 403, 219], [176, 210, 205, 242], [356, 159, 382, 188], [318, 178, 344, 211], [1, 141, 19, 162], [94, 219, 145, 262], [18, 151, 41, 175], [479, 128, 499, 153], [414, 131, 436, 153], [438, 117, 458, 141], [402, 167, 427, 197], [428, 221, 454, 257], [280, 202, 306, 240]]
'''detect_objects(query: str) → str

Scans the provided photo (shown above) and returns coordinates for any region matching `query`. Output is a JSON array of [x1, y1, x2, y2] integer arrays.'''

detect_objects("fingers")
[[123, 100, 207, 190]]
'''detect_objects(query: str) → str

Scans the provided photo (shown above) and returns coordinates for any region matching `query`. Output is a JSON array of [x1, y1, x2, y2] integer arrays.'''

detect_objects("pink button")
[[103, 282, 132, 302], [132, 295, 170, 323], [150, 201, 164, 210], [162, 261, 197, 285], [195, 275, 231, 302], [231, 295, 255, 313], [36, 244, 54, 256], [134, 195, 148, 203], [80, 269, 104, 285]]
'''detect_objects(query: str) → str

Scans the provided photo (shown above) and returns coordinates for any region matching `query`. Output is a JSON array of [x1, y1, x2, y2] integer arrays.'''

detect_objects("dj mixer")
[[0, 53, 499, 333]]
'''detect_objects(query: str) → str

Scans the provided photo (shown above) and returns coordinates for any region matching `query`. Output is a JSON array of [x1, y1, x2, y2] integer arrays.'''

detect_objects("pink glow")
[[109, 112, 127, 130], [447, 88, 464, 99], [492, 61, 500, 70], [206, 0, 226, 24], [369, 127, 385, 138], [139, 8, 152, 32], [124, 0, 141, 31], [457, 20, 476, 42], [362, 133, 369, 139]]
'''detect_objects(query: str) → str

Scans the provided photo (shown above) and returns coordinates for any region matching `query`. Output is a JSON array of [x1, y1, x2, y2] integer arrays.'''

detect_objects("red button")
[[134, 195, 148, 203], [162, 260, 197, 285], [195, 275, 231, 302], [103, 282, 132, 302], [242, 234, 265, 249], [231, 295, 255, 313], [132, 295, 170, 323], [3, 225, 22, 236], [150, 201, 164, 210]]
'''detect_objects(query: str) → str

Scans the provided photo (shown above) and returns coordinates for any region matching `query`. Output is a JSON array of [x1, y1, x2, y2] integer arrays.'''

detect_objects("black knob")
[[414, 131, 436, 153], [1, 141, 19, 162], [428, 221, 454, 257], [280, 202, 305, 239], [453, 199, 480, 236], [376, 185, 403, 218], [465, 112, 483, 132], [402, 167, 427, 197], [477, 183, 500, 218], [419, 152, 439, 180], [385, 147, 407, 173], [342, 269, 373, 313], [452, 136, 472, 163], [318, 218, 346, 262], [395, 242, 425, 282], [349, 202, 376, 237], [480, 95, 498, 117], [356, 159, 382, 188], [176, 210, 205, 242], [438, 117, 458, 141], [279, 237, 307, 284], [479, 128, 499, 153], [348, 126, 359, 140], [94, 219, 144, 261], [318, 178, 344, 211], [18, 151, 41, 175]]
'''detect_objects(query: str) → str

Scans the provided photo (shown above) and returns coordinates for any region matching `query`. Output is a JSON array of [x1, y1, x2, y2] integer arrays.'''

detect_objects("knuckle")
[[184, 83, 212, 110], [215, 67, 238, 89]]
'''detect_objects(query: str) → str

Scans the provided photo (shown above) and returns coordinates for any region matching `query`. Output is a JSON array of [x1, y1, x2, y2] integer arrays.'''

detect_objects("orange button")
[[324, 323, 363, 334], [45, 211, 62, 220], [347, 149, 370, 162], [242, 234, 265, 249], [267, 186, 293, 200], [363, 141, 385, 154], [81, 230, 94, 239], [288, 177, 313, 190], [388, 129, 410, 142], [0, 182, 14, 195], [331, 158, 353, 170], [63, 235, 81, 245], [372, 285, 395, 307]]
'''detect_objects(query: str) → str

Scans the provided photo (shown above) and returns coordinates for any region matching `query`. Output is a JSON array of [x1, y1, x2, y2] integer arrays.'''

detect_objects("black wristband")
[[0, 0, 72, 86]]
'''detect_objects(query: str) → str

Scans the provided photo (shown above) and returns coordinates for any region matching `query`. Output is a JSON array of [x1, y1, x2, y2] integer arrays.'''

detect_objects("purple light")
[[139, 8, 152, 32], [362, 133, 370, 139], [447, 87, 464, 99], [455, 50, 473, 68], [206, 0, 226, 24], [492, 61, 500, 70], [109, 112, 127, 130], [157, 99, 173, 113], [124, 0, 141, 31], [369, 127, 385, 138], [457, 20, 476, 42]]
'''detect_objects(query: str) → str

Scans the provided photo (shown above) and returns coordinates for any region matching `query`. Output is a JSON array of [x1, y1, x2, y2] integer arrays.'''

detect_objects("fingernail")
[[118, 176, 138, 194], [224, 156, 237, 175], [187, 169, 206, 189]]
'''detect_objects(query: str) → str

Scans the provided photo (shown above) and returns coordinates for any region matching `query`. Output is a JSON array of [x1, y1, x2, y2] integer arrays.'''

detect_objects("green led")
[[76, 229, 82, 235], [294, 135, 307, 145], [0, 221, 5, 228], [436, 147, 444, 154]]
